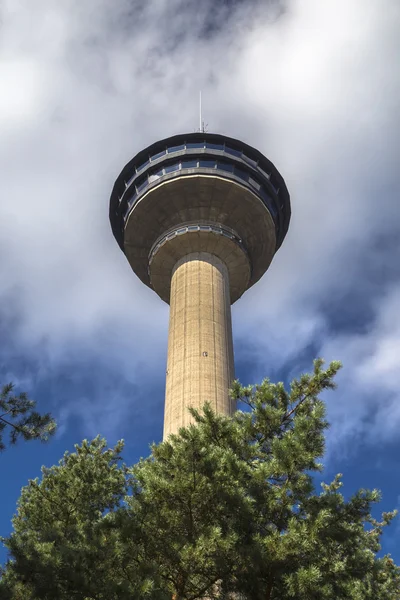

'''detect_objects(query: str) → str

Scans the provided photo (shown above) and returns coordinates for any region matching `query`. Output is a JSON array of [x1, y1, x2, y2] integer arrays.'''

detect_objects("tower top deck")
[[109, 132, 291, 304]]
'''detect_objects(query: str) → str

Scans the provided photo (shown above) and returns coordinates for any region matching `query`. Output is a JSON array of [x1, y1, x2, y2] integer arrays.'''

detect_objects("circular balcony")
[[109, 133, 291, 303]]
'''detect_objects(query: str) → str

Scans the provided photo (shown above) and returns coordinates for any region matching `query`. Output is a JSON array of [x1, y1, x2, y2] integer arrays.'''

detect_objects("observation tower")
[[110, 133, 290, 439]]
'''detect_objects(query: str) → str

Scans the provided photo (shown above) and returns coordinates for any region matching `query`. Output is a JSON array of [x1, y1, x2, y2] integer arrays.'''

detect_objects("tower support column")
[[163, 252, 235, 439]]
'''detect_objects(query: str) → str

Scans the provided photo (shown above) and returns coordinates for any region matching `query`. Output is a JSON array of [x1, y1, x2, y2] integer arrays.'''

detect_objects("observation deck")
[[109, 132, 290, 304]]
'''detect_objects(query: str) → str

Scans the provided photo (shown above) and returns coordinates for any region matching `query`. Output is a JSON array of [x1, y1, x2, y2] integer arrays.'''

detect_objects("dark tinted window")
[[205, 142, 224, 151], [136, 159, 149, 173], [258, 166, 271, 180], [181, 159, 198, 168], [186, 141, 205, 149], [225, 146, 242, 158], [199, 159, 216, 168], [126, 173, 136, 187], [126, 192, 137, 213], [234, 167, 249, 181], [269, 179, 278, 194], [136, 177, 148, 193], [165, 163, 180, 173], [150, 150, 166, 161], [217, 162, 234, 172], [260, 189, 277, 218], [243, 154, 258, 168], [168, 145, 185, 153]]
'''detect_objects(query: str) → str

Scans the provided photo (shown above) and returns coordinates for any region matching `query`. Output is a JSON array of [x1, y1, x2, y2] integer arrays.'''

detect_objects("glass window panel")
[[225, 146, 242, 157], [269, 203, 277, 217], [168, 144, 185, 153], [136, 178, 148, 193], [205, 142, 224, 151], [269, 180, 278, 194], [150, 149, 166, 161], [258, 166, 271, 180], [181, 159, 198, 168], [124, 193, 137, 217], [234, 167, 249, 181], [126, 173, 136, 187], [260, 189, 277, 218], [148, 173, 162, 183], [248, 176, 261, 190], [136, 159, 149, 173], [164, 163, 180, 173], [199, 159, 216, 168], [186, 141, 205, 149], [243, 154, 258, 168], [217, 162, 234, 172]]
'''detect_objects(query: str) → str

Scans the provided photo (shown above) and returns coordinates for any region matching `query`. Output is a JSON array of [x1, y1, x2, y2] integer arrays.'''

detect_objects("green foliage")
[[0, 437, 147, 599], [0, 383, 56, 452], [1, 360, 399, 599]]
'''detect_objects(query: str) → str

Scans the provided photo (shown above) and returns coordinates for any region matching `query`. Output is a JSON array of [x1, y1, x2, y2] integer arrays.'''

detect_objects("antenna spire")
[[197, 91, 208, 133], [199, 91, 202, 132]]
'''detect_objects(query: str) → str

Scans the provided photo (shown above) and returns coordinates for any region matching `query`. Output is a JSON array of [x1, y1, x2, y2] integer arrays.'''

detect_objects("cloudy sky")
[[1, 0, 399, 563]]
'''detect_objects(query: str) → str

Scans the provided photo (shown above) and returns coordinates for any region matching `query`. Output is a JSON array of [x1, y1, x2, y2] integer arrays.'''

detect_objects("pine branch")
[[0, 383, 56, 451]]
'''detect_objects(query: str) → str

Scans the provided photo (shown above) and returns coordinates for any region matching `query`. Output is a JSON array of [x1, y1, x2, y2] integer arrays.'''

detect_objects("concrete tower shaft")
[[150, 220, 250, 438], [109, 133, 291, 439], [164, 252, 234, 438]]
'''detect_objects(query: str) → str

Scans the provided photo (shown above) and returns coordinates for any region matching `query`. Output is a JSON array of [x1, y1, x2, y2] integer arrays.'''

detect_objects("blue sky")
[[1, 0, 399, 565]]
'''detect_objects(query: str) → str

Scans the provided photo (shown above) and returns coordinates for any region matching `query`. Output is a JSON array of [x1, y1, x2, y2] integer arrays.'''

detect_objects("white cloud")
[[312, 284, 400, 461], [0, 60, 45, 126], [0, 0, 399, 445]]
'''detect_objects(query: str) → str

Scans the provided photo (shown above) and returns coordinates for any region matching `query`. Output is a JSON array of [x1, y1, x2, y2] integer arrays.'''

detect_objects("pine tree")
[[1, 360, 399, 599], [0, 437, 159, 599], [0, 383, 56, 452]]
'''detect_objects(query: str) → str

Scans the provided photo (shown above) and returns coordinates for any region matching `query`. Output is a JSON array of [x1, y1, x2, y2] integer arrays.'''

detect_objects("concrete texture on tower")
[[124, 175, 277, 303], [109, 132, 291, 439], [164, 252, 235, 438]]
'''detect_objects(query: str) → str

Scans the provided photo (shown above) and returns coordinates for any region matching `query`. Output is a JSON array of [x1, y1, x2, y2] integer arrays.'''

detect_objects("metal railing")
[[148, 222, 248, 266]]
